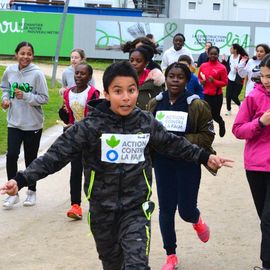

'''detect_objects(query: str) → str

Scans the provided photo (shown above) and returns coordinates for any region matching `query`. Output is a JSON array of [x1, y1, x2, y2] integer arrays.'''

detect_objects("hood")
[[155, 90, 200, 104], [253, 83, 270, 96], [8, 63, 41, 73]]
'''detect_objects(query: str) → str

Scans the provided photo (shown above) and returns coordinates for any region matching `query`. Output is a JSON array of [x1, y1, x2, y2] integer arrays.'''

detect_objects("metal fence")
[[132, 0, 169, 17]]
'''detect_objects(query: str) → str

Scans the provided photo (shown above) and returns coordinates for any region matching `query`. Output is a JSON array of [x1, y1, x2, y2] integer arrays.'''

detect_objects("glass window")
[[213, 3, 221, 11], [188, 2, 196, 10]]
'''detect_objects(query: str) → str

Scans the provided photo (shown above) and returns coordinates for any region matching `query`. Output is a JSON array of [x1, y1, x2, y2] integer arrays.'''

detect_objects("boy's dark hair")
[[103, 61, 139, 92], [15, 41, 34, 55], [173, 33, 186, 42], [129, 44, 154, 62], [165, 62, 191, 82], [76, 63, 93, 77], [146, 33, 153, 39], [259, 53, 270, 68], [208, 46, 220, 54], [178, 54, 192, 65]]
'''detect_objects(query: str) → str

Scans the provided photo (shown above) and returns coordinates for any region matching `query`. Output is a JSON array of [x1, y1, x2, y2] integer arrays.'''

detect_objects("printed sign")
[[184, 24, 251, 55], [96, 20, 166, 51], [0, 11, 73, 56], [156, 110, 188, 132], [101, 133, 150, 164]]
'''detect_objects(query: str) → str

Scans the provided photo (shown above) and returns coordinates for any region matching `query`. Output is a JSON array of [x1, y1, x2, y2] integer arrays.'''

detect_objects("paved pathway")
[[0, 61, 261, 270]]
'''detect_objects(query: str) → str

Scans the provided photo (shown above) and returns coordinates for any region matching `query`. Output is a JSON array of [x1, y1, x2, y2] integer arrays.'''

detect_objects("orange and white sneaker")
[[67, 204, 82, 220], [193, 216, 210, 243], [162, 254, 179, 270]]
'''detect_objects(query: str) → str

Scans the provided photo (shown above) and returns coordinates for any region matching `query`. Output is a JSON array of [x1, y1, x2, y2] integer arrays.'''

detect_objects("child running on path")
[[61, 63, 99, 220], [198, 46, 228, 137], [232, 53, 270, 270], [0, 61, 232, 270], [0, 41, 48, 209], [148, 62, 215, 270]]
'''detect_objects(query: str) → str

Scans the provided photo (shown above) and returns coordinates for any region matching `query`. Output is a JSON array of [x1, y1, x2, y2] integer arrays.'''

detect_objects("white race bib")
[[155, 110, 188, 132], [101, 133, 150, 164]]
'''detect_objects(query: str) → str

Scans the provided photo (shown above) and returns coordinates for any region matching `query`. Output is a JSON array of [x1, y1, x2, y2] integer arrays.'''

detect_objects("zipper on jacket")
[[116, 117, 126, 209]]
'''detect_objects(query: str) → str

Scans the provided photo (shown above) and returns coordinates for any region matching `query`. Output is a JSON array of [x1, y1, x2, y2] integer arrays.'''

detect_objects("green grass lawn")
[[0, 71, 62, 155]]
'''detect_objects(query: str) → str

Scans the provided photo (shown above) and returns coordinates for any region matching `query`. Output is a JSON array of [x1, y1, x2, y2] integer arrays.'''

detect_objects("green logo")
[[156, 112, 165, 120], [106, 135, 120, 148]]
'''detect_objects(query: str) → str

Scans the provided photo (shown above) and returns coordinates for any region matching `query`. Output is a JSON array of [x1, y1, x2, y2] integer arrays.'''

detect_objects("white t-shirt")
[[161, 46, 194, 70], [69, 87, 89, 121], [238, 58, 261, 96], [228, 54, 240, 81]]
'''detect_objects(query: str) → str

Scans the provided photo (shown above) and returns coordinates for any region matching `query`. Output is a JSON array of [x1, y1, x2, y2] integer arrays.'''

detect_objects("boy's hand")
[[0, 180, 18, 196], [207, 154, 234, 170]]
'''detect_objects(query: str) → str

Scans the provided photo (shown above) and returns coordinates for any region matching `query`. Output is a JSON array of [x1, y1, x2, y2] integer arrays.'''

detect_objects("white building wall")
[[169, 0, 270, 22]]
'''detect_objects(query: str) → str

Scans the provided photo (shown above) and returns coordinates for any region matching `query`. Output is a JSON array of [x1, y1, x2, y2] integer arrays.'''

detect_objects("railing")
[[132, 0, 168, 17], [10, 0, 65, 5]]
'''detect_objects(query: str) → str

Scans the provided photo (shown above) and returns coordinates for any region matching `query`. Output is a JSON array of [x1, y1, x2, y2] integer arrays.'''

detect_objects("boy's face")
[[104, 76, 139, 116]]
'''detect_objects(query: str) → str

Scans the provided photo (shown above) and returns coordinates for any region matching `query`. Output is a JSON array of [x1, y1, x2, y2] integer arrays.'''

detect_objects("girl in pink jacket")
[[232, 53, 270, 270]]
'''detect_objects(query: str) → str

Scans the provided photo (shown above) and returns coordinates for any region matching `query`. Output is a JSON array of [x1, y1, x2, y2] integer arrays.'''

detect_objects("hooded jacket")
[[148, 91, 215, 154], [1, 63, 48, 130], [14, 100, 210, 211], [63, 85, 100, 124], [232, 83, 270, 171], [198, 60, 228, 96]]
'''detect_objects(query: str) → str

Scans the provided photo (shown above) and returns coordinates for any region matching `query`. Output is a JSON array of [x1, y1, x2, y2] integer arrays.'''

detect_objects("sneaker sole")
[[67, 213, 82, 220], [162, 264, 179, 270], [23, 203, 36, 207], [3, 204, 14, 210]]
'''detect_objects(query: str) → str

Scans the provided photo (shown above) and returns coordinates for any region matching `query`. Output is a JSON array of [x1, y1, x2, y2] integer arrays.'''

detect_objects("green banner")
[[0, 11, 73, 56]]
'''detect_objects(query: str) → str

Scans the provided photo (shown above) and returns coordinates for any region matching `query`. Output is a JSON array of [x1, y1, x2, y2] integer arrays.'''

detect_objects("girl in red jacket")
[[198, 46, 228, 137], [63, 63, 99, 219]]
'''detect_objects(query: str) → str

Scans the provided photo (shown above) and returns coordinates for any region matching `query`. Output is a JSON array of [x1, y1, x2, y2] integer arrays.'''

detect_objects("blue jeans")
[[154, 156, 201, 255]]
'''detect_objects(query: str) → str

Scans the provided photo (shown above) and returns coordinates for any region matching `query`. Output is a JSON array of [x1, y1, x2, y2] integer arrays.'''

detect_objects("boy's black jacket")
[[15, 99, 209, 211]]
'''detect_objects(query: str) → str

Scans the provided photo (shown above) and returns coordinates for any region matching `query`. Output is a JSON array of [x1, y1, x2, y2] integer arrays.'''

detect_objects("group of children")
[[0, 39, 269, 270]]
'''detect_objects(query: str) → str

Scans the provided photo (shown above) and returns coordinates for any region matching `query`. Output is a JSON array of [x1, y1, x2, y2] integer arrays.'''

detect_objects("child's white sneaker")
[[3, 195, 20, 209], [23, 190, 36, 207]]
